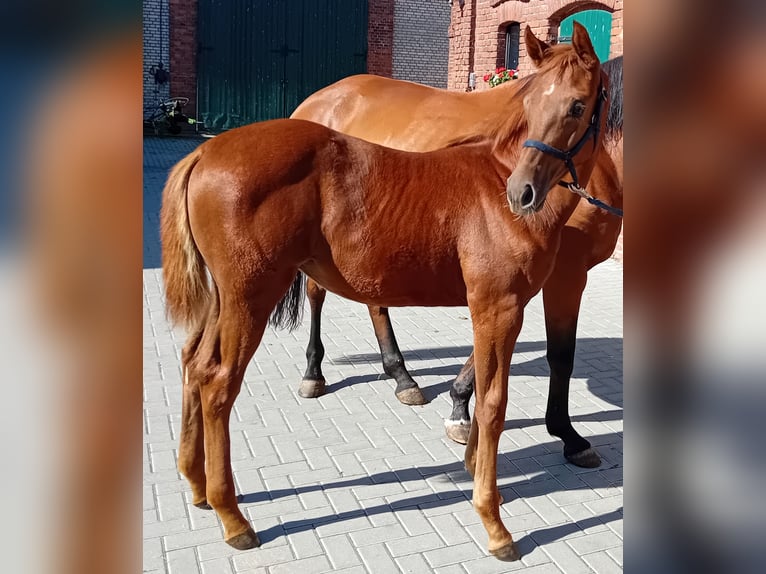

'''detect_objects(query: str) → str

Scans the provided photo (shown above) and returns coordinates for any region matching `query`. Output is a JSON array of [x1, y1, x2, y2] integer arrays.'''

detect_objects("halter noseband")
[[522, 81, 608, 192]]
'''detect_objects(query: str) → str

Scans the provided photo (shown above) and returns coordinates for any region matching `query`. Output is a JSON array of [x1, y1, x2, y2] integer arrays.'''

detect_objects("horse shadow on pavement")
[[330, 337, 623, 409], [237, 431, 622, 551]]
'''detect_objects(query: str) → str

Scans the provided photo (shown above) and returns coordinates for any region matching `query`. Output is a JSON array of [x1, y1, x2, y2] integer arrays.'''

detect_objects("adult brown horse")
[[290, 43, 623, 468], [161, 24, 606, 560]]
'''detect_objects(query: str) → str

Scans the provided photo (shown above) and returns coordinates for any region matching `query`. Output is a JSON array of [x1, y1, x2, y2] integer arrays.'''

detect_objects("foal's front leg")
[[469, 300, 523, 561]]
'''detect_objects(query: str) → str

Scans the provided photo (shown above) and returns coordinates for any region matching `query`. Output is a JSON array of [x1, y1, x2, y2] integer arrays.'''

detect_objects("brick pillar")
[[447, 0, 476, 91], [169, 0, 197, 116], [368, 0, 394, 77]]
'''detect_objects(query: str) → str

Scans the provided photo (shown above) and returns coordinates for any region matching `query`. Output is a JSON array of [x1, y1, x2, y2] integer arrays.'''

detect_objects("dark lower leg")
[[445, 353, 475, 443], [545, 323, 592, 455], [300, 279, 327, 398], [544, 313, 600, 467], [542, 262, 600, 468], [368, 306, 426, 405]]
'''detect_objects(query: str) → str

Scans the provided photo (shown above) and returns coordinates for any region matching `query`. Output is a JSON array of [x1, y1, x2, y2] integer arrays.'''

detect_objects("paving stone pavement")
[[144, 137, 623, 573]]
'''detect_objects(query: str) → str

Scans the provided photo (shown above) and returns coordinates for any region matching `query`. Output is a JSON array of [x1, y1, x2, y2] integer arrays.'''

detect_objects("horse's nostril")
[[521, 184, 535, 208]]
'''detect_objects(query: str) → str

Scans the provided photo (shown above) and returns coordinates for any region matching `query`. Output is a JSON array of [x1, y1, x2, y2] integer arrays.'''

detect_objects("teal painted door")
[[197, 0, 368, 131], [559, 10, 612, 63]]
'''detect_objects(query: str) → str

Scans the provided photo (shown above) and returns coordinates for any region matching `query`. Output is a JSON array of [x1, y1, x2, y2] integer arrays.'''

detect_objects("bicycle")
[[144, 96, 201, 136]]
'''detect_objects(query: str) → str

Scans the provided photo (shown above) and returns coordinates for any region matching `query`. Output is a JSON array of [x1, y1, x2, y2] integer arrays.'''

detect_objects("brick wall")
[[393, 0, 451, 88], [143, 0, 170, 116], [169, 0, 197, 117], [448, 0, 623, 91], [368, 0, 394, 77]]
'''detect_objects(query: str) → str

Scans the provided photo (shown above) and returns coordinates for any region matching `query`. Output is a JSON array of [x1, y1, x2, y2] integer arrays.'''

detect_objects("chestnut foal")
[[161, 24, 606, 560]]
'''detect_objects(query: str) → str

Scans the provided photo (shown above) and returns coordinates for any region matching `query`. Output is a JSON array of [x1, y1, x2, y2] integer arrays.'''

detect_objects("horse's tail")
[[160, 148, 210, 329], [268, 272, 306, 331]]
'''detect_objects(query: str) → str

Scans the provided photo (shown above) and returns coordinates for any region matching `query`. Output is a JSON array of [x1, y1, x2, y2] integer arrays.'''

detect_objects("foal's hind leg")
[[178, 323, 209, 508], [368, 306, 427, 405], [445, 353, 475, 443], [192, 274, 296, 549], [542, 263, 601, 468], [299, 278, 328, 398]]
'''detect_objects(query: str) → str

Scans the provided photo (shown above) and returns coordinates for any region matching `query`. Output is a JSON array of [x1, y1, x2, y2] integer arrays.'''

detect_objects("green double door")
[[197, 0, 368, 131], [559, 10, 613, 63]]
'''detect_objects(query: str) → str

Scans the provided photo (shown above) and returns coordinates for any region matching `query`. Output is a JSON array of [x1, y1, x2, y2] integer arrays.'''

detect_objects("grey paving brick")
[[349, 523, 408, 547], [196, 540, 239, 562], [385, 532, 445, 558], [542, 540, 594, 574], [394, 552, 434, 574], [231, 545, 294, 571], [582, 550, 622, 574], [144, 517, 191, 539], [429, 513, 473, 545], [606, 546, 622, 566], [164, 526, 224, 551], [166, 547, 201, 574], [566, 530, 622, 555], [352, 480, 405, 500], [200, 557, 235, 574], [524, 494, 571, 526], [320, 534, 362, 570], [144, 536, 164, 571], [462, 555, 529, 574], [270, 555, 332, 574], [357, 543, 400, 574], [512, 564, 564, 574], [396, 507, 436, 536], [315, 515, 373, 537], [423, 540, 484, 567], [287, 528, 324, 558], [157, 492, 188, 521]]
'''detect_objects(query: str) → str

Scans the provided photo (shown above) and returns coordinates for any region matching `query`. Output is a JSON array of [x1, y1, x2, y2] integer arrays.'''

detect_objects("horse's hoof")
[[490, 540, 521, 562], [565, 447, 602, 468], [193, 499, 212, 510], [395, 386, 427, 405], [444, 419, 470, 444], [225, 528, 260, 550], [298, 378, 326, 398]]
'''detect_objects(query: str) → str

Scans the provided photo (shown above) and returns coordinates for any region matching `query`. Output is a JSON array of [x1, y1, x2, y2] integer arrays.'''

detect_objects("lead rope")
[[567, 183, 623, 217]]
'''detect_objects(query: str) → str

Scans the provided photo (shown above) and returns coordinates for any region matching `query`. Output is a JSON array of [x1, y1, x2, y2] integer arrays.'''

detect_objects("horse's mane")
[[447, 44, 589, 154], [602, 55, 623, 139], [443, 75, 534, 151]]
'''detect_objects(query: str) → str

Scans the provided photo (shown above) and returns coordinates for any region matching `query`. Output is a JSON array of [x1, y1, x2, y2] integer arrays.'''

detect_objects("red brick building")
[[447, 0, 623, 91], [146, 1, 623, 117]]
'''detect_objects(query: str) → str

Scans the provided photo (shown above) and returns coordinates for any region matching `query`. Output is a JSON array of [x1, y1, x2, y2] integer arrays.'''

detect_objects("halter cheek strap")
[[521, 82, 622, 217]]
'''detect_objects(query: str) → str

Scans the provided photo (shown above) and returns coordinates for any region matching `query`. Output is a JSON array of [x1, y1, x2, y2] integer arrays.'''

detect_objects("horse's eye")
[[569, 101, 586, 118]]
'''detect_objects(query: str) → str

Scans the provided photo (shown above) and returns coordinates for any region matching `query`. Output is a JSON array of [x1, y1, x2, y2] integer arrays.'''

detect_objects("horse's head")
[[507, 23, 607, 215]]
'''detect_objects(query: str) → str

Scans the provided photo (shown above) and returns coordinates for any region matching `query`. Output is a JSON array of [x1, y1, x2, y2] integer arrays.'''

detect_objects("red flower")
[[496, 67, 506, 74], [483, 73, 491, 82]]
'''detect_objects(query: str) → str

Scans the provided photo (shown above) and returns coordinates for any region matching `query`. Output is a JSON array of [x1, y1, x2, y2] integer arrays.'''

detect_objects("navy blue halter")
[[522, 82, 622, 218]]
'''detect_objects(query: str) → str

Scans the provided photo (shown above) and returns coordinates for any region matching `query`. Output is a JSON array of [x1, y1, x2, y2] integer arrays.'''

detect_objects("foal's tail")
[[160, 148, 210, 329]]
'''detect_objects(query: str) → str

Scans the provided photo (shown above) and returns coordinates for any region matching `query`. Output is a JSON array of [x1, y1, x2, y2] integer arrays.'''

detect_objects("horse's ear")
[[572, 21, 598, 69], [524, 26, 550, 68]]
